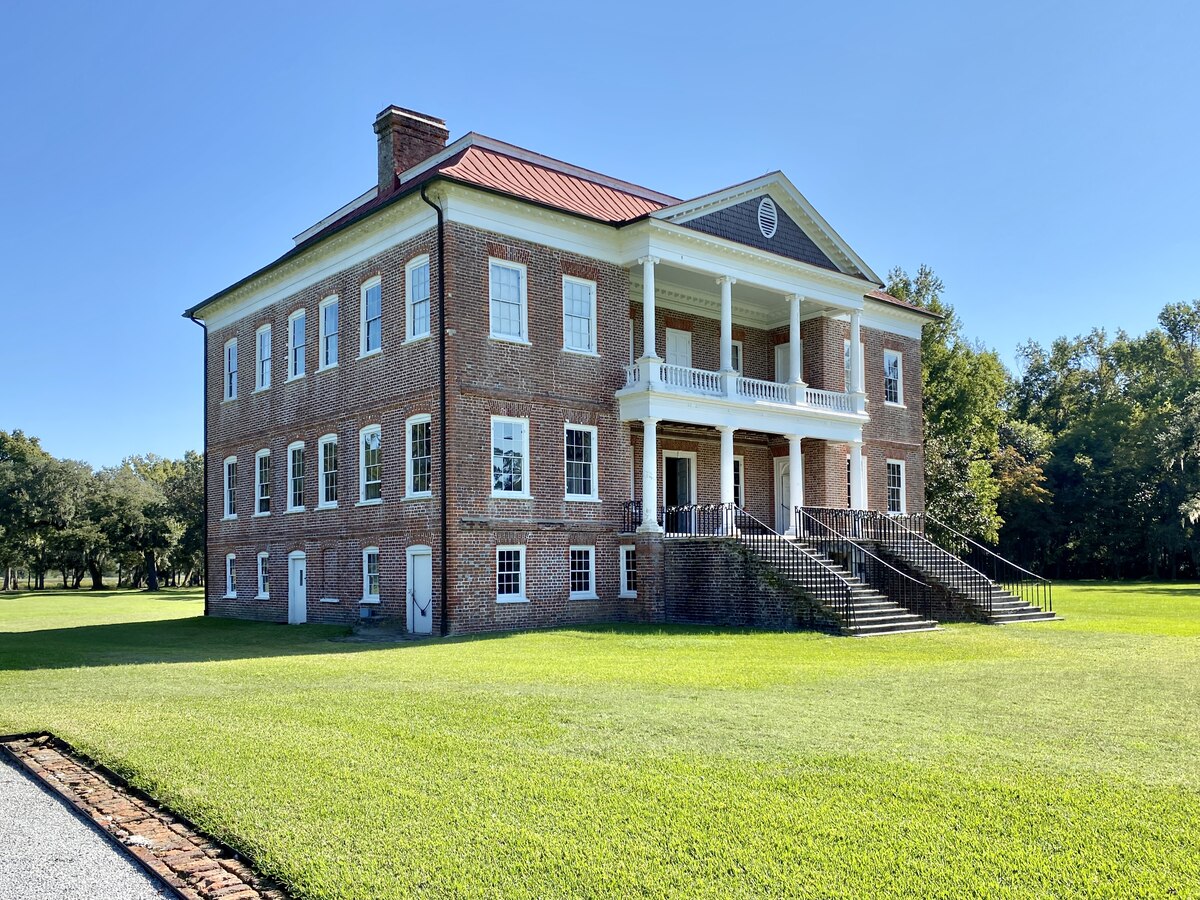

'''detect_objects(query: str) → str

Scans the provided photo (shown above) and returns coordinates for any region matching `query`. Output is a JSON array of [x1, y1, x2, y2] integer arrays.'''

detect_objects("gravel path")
[[0, 755, 169, 900]]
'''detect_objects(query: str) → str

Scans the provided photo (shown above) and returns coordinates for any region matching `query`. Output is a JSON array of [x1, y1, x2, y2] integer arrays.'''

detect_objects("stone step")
[[848, 619, 939, 636]]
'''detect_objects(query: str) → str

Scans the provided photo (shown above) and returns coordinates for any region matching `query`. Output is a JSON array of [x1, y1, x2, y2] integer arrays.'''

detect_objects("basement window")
[[619, 545, 637, 598]]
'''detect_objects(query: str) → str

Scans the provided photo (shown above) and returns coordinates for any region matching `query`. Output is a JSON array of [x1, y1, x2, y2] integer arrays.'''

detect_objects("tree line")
[[0, 434, 203, 590], [891, 265, 1200, 579]]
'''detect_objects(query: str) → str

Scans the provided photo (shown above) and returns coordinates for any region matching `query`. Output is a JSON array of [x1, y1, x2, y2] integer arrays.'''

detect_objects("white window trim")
[[256, 552, 269, 599], [317, 433, 338, 509], [222, 456, 237, 520], [490, 416, 531, 499], [287, 308, 306, 381], [405, 414, 432, 499], [223, 338, 238, 402], [361, 546, 380, 604], [731, 339, 744, 375], [886, 458, 907, 515], [733, 454, 745, 509], [405, 255, 431, 343], [224, 554, 236, 598], [254, 325, 271, 392], [563, 423, 599, 502], [358, 424, 383, 506], [253, 448, 271, 517], [568, 545, 597, 600], [318, 295, 339, 371], [359, 276, 383, 359], [495, 545, 528, 603], [884, 349, 905, 407], [286, 440, 306, 512], [561, 275, 598, 356], [619, 544, 637, 599], [488, 258, 530, 344]]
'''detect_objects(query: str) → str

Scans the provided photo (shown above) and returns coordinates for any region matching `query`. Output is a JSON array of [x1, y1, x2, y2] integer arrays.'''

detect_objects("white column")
[[787, 295, 806, 404], [638, 417, 662, 533], [638, 256, 661, 364], [787, 434, 804, 535], [849, 308, 865, 412], [849, 439, 866, 510], [718, 425, 735, 506], [718, 276, 737, 397]]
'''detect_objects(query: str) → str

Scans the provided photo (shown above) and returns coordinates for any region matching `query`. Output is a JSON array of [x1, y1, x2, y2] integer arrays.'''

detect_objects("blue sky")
[[1, 1, 1196, 467]]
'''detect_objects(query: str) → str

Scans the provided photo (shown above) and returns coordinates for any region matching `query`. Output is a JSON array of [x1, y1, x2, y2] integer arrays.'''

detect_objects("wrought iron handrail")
[[924, 514, 1053, 613], [802, 507, 995, 616], [798, 508, 935, 621]]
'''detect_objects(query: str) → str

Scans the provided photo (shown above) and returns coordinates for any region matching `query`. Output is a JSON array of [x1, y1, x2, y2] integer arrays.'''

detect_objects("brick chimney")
[[373, 106, 449, 194]]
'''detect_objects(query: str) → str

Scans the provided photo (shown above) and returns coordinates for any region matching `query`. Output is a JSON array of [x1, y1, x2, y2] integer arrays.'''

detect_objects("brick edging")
[[0, 733, 290, 900]]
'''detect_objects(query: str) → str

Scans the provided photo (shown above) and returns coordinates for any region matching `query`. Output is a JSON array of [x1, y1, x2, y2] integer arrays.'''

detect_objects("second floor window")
[[884, 350, 903, 405], [361, 277, 382, 356], [319, 435, 338, 507], [407, 256, 431, 340], [320, 297, 339, 369], [407, 415, 432, 497], [562, 276, 596, 354], [360, 425, 382, 503], [887, 460, 906, 514], [564, 424, 597, 501], [224, 339, 237, 400], [255, 450, 271, 515], [491, 417, 529, 497], [288, 443, 305, 511], [255, 326, 271, 390], [489, 260, 526, 341], [289, 310, 306, 379], [223, 457, 237, 518]]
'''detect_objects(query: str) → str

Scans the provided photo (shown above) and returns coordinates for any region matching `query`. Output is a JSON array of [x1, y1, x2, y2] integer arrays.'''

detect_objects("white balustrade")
[[623, 363, 641, 388], [660, 363, 722, 395], [625, 361, 856, 415], [736, 376, 790, 403], [804, 386, 853, 412]]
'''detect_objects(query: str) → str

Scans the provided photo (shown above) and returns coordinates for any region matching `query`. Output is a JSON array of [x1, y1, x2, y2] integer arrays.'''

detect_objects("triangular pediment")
[[652, 174, 880, 284]]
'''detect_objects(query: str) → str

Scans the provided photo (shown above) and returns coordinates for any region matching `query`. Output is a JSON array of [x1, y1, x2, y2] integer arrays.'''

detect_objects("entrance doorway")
[[406, 546, 433, 635], [663, 450, 697, 533], [287, 552, 307, 624]]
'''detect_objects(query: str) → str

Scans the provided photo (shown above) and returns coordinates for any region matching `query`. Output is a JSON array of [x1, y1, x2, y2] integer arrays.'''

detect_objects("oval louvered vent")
[[758, 197, 778, 239]]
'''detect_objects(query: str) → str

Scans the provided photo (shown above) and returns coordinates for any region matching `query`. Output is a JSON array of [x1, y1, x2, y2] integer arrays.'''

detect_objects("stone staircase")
[[745, 534, 939, 636], [879, 540, 1056, 624]]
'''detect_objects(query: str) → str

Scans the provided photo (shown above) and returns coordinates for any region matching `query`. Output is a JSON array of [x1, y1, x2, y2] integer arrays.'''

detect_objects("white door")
[[407, 548, 433, 635], [774, 458, 790, 532], [288, 553, 307, 624], [665, 328, 692, 368]]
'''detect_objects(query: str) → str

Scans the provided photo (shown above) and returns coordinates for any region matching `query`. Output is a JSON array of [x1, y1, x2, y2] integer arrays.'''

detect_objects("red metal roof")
[[865, 288, 941, 318], [434, 146, 670, 223]]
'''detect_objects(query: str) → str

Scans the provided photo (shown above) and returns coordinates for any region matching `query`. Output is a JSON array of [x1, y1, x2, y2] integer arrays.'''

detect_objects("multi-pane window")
[[568, 546, 596, 599], [318, 435, 338, 507], [320, 297, 339, 369], [223, 457, 237, 518], [257, 552, 269, 598], [288, 310, 306, 379], [496, 546, 526, 602], [884, 350, 903, 405], [620, 545, 637, 598], [360, 425, 382, 503], [225, 554, 236, 598], [562, 276, 596, 353], [361, 277, 382, 356], [887, 460, 905, 514], [362, 547, 380, 601], [288, 442, 305, 511], [407, 256, 431, 340], [564, 424, 597, 501], [733, 457, 744, 509], [491, 417, 529, 497], [731, 341, 744, 374], [407, 415, 432, 497], [489, 260, 526, 341], [255, 326, 271, 390], [224, 339, 237, 400], [255, 449, 271, 515]]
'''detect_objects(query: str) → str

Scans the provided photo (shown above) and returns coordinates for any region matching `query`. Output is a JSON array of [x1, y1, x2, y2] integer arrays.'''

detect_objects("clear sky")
[[1, 1, 1196, 467]]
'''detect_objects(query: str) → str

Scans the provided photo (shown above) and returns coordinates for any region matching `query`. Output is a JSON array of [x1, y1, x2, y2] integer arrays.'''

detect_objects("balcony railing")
[[623, 362, 858, 414]]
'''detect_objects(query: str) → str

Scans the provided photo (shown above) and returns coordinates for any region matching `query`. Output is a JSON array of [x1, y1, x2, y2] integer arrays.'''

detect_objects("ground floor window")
[[362, 547, 380, 602], [496, 546, 527, 602], [620, 545, 637, 598], [257, 552, 268, 598], [568, 545, 596, 599], [887, 459, 906, 514]]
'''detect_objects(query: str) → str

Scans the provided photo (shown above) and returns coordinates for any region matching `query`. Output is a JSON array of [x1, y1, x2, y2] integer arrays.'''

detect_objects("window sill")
[[252, 385, 270, 394], [569, 592, 599, 601], [565, 496, 601, 504], [223, 593, 236, 600], [491, 492, 532, 500], [356, 499, 383, 508], [884, 401, 906, 409], [285, 507, 306, 514], [222, 514, 237, 521], [488, 335, 532, 346], [496, 595, 529, 604], [252, 511, 269, 518], [222, 397, 236, 404], [316, 502, 338, 510], [404, 493, 433, 501], [255, 592, 268, 600], [562, 348, 600, 358], [286, 374, 305, 383], [359, 597, 381, 605], [318, 363, 338, 373], [319, 597, 340, 604], [357, 348, 382, 361], [619, 591, 638, 600], [404, 333, 431, 346]]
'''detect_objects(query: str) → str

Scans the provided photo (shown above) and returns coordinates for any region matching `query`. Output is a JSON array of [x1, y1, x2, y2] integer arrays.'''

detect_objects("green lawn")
[[1, 584, 1198, 899]]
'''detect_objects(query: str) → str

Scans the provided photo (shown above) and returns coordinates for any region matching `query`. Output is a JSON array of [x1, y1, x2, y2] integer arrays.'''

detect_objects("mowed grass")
[[1, 584, 1198, 899]]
